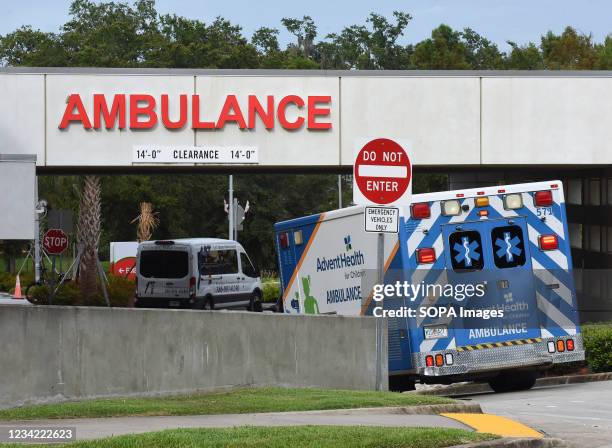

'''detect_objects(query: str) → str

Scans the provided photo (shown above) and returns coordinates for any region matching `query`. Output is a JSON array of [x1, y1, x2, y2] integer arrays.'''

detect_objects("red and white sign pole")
[[352, 137, 412, 391]]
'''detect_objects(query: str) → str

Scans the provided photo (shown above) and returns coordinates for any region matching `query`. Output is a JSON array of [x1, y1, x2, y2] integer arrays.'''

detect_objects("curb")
[[414, 372, 612, 397], [450, 437, 569, 448], [274, 402, 483, 416]]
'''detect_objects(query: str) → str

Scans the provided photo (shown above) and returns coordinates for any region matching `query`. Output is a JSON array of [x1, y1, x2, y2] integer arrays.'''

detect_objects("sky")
[[1, 0, 610, 52]]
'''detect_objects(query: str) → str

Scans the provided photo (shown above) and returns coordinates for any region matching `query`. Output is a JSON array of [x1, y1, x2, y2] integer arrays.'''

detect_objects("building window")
[[589, 179, 601, 206], [588, 225, 601, 252], [607, 179, 612, 205], [607, 227, 612, 253], [569, 223, 583, 249], [567, 179, 582, 205]]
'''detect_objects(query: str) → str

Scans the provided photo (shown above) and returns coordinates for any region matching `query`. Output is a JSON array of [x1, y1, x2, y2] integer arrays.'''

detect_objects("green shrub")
[[99, 274, 134, 307], [582, 323, 612, 373], [262, 279, 280, 303], [24, 275, 134, 307]]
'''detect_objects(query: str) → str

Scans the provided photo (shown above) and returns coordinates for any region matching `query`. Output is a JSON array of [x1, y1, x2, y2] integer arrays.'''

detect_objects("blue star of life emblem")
[[454, 236, 481, 267], [495, 231, 522, 262]]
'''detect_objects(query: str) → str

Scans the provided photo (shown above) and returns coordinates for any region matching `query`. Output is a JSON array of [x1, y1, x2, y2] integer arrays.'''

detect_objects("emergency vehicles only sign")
[[364, 206, 399, 233]]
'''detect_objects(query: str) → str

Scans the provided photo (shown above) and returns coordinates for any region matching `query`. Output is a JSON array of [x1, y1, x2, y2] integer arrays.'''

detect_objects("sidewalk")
[[0, 408, 471, 440]]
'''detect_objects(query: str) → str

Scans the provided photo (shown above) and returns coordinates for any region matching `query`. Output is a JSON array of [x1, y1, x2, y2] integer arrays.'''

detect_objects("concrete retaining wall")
[[0, 306, 387, 408]]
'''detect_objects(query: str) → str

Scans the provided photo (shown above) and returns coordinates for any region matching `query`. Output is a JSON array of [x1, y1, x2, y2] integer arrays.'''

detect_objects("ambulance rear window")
[[449, 231, 484, 272], [491, 225, 527, 269]]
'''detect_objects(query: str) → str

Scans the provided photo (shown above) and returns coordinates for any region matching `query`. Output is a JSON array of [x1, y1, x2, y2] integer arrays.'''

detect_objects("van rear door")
[[442, 217, 540, 348], [138, 245, 191, 300]]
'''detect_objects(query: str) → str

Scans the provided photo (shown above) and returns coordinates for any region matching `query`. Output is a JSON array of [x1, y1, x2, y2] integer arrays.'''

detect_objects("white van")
[[135, 238, 263, 311]]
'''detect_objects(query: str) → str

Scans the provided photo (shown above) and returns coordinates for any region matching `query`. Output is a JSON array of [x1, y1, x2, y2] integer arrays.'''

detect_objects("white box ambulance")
[[135, 238, 262, 311], [275, 181, 584, 391]]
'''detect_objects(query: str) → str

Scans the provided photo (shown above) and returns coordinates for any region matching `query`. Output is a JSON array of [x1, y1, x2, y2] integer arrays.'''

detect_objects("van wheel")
[[202, 295, 214, 310], [488, 371, 537, 393], [249, 290, 263, 312]]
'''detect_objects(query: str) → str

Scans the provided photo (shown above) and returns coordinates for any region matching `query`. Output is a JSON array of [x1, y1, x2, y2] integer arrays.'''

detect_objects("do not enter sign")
[[43, 228, 69, 255], [353, 138, 411, 206]]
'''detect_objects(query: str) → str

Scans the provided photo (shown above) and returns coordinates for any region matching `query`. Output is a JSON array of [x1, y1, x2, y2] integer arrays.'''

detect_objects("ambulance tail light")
[[534, 190, 554, 207], [435, 354, 444, 367], [566, 338, 575, 351], [411, 203, 431, 219], [417, 248, 436, 264], [189, 276, 196, 299], [539, 234, 558, 251], [279, 232, 289, 249], [425, 355, 434, 367], [547, 341, 556, 353], [556, 339, 565, 352]]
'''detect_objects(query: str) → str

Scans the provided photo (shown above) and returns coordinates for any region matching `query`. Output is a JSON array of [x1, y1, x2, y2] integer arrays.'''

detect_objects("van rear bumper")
[[134, 296, 193, 309], [414, 335, 585, 377]]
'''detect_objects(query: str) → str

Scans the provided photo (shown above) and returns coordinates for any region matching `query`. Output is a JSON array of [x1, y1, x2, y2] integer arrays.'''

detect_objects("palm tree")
[[131, 202, 159, 242], [77, 175, 101, 299]]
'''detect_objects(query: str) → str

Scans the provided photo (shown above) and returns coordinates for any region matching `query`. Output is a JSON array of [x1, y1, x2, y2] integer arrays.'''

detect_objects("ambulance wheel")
[[389, 376, 416, 392], [488, 371, 537, 393], [249, 290, 263, 312]]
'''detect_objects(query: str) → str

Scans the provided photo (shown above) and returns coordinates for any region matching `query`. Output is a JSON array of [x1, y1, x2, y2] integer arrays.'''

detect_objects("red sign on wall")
[[353, 138, 412, 206], [43, 228, 69, 255]]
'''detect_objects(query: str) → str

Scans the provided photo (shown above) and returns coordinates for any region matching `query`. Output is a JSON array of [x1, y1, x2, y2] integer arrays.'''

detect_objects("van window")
[[491, 225, 526, 268], [449, 231, 484, 271], [240, 252, 257, 278], [140, 250, 189, 279], [199, 249, 238, 275]]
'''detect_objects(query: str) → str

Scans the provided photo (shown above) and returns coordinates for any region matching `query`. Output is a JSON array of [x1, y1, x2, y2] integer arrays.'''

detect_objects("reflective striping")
[[441, 413, 543, 438], [456, 338, 542, 352], [536, 292, 577, 335]]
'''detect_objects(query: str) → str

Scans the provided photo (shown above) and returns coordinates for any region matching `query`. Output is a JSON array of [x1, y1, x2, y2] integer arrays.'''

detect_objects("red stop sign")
[[43, 228, 69, 255], [354, 138, 411, 205]]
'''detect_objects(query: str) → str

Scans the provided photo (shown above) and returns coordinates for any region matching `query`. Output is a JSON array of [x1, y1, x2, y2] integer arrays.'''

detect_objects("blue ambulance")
[[274, 181, 584, 391]]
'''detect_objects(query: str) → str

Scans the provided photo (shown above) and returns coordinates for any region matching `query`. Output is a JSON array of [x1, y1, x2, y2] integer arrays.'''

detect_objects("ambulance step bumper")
[[415, 335, 585, 377]]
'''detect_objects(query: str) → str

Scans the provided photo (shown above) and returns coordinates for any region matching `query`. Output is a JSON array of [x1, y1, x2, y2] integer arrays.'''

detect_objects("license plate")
[[169, 301, 181, 307], [424, 326, 448, 340]]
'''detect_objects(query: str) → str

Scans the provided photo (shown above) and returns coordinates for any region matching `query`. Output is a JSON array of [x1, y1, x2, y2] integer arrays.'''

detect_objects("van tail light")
[[411, 203, 431, 219], [279, 232, 289, 249], [417, 248, 436, 264], [435, 354, 444, 367], [566, 339, 575, 351], [135, 276, 138, 297], [556, 339, 565, 352], [189, 276, 196, 298], [534, 190, 553, 207], [539, 234, 558, 251], [425, 355, 434, 367]]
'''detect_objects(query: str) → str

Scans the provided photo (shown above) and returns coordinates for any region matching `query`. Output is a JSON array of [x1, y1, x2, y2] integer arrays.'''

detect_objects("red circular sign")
[[43, 228, 69, 255], [354, 138, 411, 204]]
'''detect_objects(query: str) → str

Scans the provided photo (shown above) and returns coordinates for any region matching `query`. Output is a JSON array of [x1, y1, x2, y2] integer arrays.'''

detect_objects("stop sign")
[[43, 228, 69, 255], [353, 138, 411, 205]]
